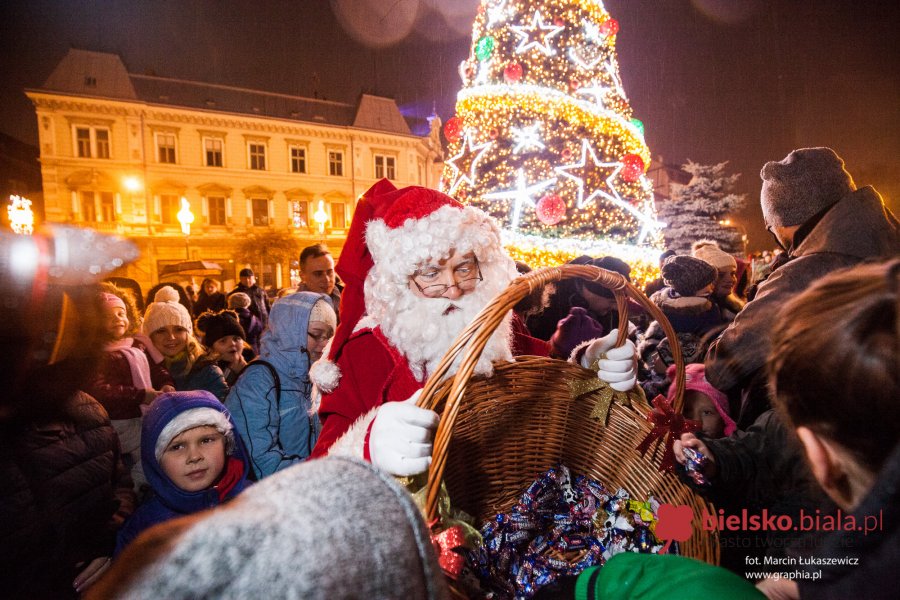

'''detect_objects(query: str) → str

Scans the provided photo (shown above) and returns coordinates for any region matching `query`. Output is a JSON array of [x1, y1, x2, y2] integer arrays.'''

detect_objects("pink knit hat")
[[667, 362, 736, 436]]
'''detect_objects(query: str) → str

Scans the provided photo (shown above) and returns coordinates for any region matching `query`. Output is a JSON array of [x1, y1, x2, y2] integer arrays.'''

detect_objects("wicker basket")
[[416, 264, 719, 569]]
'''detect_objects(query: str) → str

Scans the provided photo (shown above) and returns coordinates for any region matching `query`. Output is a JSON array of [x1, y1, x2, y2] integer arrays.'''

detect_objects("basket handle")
[[417, 265, 685, 522]]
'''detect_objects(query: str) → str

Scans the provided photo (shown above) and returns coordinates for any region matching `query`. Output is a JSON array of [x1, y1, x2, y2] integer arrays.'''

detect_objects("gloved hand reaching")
[[580, 328, 637, 392], [369, 390, 440, 476]]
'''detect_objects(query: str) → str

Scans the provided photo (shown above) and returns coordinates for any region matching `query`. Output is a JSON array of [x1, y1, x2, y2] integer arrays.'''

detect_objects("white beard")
[[366, 259, 515, 382]]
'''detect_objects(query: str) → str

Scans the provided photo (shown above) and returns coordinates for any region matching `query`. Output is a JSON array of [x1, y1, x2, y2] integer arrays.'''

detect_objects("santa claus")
[[309, 180, 636, 475]]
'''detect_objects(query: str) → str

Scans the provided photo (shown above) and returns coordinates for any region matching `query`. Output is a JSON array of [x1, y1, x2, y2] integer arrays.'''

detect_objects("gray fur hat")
[[760, 147, 855, 227]]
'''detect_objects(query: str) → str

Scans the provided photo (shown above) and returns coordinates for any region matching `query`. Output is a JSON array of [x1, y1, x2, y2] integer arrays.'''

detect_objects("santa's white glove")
[[369, 390, 440, 477], [580, 329, 637, 392]]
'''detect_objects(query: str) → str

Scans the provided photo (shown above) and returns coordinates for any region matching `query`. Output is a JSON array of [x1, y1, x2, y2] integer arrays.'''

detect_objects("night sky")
[[1, 0, 897, 251]]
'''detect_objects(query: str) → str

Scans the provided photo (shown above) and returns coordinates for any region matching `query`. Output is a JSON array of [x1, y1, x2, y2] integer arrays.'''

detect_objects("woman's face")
[[204, 281, 218, 295], [150, 325, 189, 358], [212, 335, 243, 361], [306, 323, 335, 362], [714, 268, 737, 298], [105, 306, 129, 340]]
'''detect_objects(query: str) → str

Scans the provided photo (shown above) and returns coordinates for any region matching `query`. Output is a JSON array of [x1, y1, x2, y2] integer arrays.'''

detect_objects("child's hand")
[[229, 353, 248, 373], [160, 385, 175, 393], [143, 389, 161, 404], [674, 432, 717, 478]]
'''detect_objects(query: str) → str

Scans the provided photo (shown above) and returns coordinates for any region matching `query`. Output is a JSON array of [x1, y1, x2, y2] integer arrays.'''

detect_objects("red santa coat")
[[310, 326, 424, 460]]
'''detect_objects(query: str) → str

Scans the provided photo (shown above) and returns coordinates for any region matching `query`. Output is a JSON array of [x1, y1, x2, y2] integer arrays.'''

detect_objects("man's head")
[[299, 244, 336, 295], [358, 185, 518, 379], [239, 268, 255, 288], [760, 147, 855, 240]]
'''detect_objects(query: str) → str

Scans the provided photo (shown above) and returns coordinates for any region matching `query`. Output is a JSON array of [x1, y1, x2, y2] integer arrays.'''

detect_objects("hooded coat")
[[225, 292, 328, 479], [114, 391, 250, 555], [705, 187, 899, 425]]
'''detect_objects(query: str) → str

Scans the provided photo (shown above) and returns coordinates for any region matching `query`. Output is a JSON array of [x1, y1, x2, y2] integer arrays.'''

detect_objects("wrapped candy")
[[683, 447, 710, 486]]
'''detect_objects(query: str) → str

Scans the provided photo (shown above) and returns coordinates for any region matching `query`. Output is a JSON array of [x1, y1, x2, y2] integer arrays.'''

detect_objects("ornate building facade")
[[27, 49, 444, 292]]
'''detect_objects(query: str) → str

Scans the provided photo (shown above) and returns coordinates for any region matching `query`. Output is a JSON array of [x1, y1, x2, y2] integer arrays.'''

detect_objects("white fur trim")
[[365, 203, 503, 282], [155, 407, 233, 462], [326, 406, 379, 460], [309, 358, 341, 394], [354, 315, 378, 332]]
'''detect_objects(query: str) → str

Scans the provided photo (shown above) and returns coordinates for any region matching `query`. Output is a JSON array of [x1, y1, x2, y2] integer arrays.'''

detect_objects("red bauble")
[[569, 76, 580, 91], [503, 61, 523, 84], [600, 18, 619, 36], [444, 117, 463, 142], [536, 194, 566, 225], [561, 148, 573, 160], [489, 128, 499, 140], [621, 153, 645, 182], [554, 17, 565, 27]]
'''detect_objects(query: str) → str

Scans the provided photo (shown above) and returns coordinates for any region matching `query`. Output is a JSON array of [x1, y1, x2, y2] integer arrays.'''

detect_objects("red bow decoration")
[[636, 394, 700, 472], [431, 525, 466, 579]]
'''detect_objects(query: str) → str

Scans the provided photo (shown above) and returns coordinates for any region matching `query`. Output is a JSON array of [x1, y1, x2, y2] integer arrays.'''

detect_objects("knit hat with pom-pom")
[[142, 285, 194, 335], [691, 240, 737, 271]]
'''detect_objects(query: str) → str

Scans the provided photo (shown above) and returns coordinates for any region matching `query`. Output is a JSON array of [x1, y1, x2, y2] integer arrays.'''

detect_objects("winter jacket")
[[167, 355, 229, 402], [705, 187, 899, 425], [1, 391, 135, 599], [192, 290, 226, 318], [88, 457, 448, 600], [233, 306, 264, 354], [227, 282, 270, 328], [114, 391, 251, 556], [84, 340, 173, 419], [225, 292, 326, 479], [796, 442, 900, 599]]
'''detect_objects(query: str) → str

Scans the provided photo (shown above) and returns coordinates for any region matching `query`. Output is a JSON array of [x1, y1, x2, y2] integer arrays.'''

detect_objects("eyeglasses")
[[307, 332, 333, 344], [411, 261, 483, 299]]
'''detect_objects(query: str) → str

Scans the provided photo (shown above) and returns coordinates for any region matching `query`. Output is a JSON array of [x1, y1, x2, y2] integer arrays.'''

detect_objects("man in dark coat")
[[228, 267, 270, 329], [705, 147, 899, 427]]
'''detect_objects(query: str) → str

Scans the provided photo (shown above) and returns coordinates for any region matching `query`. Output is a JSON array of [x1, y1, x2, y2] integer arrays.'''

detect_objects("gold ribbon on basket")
[[568, 359, 644, 425]]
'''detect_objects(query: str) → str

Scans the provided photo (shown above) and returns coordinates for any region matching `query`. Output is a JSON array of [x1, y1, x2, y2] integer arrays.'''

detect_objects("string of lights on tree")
[[441, 0, 663, 283]]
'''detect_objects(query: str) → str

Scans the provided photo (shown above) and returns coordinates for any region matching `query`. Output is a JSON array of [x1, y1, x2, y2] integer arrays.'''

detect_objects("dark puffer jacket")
[[0, 391, 134, 599]]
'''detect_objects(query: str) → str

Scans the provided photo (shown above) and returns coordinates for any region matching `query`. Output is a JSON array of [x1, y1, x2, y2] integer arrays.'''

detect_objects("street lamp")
[[177, 196, 194, 258], [719, 218, 748, 255], [7, 195, 35, 235], [313, 199, 329, 238]]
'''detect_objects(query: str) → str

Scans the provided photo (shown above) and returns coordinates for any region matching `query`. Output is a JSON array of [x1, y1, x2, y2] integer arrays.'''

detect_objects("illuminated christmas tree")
[[442, 0, 661, 281]]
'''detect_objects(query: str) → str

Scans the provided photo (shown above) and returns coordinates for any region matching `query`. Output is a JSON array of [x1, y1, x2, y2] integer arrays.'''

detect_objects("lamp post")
[[313, 199, 329, 241], [177, 196, 194, 259]]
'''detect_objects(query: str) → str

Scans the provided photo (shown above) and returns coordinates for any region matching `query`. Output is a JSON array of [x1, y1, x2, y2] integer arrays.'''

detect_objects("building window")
[[205, 138, 223, 167], [374, 155, 396, 180], [331, 202, 346, 229], [207, 196, 226, 225], [328, 150, 343, 176], [291, 200, 308, 228], [74, 126, 110, 159], [80, 191, 96, 221], [290, 146, 307, 174], [99, 192, 116, 222], [249, 143, 266, 170], [160, 194, 179, 224], [157, 133, 176, 164], [251, 198, 269, 226]]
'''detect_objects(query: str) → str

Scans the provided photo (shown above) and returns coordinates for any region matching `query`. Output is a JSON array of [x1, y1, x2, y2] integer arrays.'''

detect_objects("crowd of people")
[[1, 146, 897, 599]]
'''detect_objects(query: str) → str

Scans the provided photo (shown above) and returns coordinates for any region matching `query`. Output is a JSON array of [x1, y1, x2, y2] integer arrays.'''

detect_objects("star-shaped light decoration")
[[486, 0, 511, 27], [584, 21, 603, 43], [510, 123, 545, 154], [575, 82, 612, 109], [604, 57, 627, 100], [446, 130, 492, 195], [569, 46, 604, 70], [511, 11, 564, 56], [555, 139, 621, 209], [483, 169, 557, 231]]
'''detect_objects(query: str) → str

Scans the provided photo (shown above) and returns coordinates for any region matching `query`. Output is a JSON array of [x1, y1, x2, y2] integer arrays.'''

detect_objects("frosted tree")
[[442, 0, 662, 282], [657, 161, 747, 255]]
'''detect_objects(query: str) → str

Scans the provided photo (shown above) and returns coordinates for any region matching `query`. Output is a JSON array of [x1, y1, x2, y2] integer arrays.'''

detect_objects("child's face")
[[212, 335, 243, 361], [105, 306, 129, 340], [150, 325, 189, 358], [159, 425, 227, 492], [684, 390, 726, 438], [306, 322, 335, 362]]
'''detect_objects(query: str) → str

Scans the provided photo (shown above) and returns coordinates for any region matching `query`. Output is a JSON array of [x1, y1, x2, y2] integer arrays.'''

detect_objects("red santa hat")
[[315, 179, 505, 390]]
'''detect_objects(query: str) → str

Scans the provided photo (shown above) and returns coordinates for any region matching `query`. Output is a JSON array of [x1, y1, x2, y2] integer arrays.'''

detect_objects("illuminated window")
[[74, 126, 110, 159], [159, 194, 179, 224], [331, 202, 346, 229], [291, 200, 309, 227], [80, 191, 96, 221], [208, 196, 226, 225], [157, 133, 176, 164], [374, 155, 396, 179], [99, 192, 116, 222], [249, 143, 267, 170], [204, 137, 223, 167], [328, 150, 343, 176], [290, 146, 307, 173], [251, 198, 269, 226]]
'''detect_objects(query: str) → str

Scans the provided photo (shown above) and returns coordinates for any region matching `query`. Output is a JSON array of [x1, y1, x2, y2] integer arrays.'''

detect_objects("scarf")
[[105, 338, 153, 391], [215, 456, 246, 501]]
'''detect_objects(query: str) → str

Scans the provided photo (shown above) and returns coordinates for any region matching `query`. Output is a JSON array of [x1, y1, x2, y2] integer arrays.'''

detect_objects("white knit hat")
[[142, 286, 194, 335], [154, 407, 234, 461], [691, 240, 737, 271], [309, 298, 337, 329]]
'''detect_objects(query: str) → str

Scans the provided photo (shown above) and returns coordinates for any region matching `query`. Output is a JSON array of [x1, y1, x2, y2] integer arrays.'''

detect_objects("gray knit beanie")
[[760, 147, 855, 227], [661, 255, 717, 297]]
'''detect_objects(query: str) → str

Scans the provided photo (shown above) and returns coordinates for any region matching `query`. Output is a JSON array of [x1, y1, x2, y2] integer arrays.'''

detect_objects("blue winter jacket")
[[114, 390, 251, 556], [225, 292, 327, 479]]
